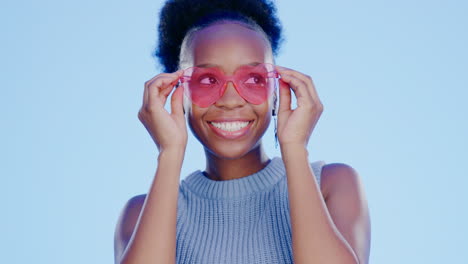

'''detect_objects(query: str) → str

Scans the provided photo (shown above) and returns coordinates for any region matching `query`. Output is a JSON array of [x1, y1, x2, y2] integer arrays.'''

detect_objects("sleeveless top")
[[175, 156, 326, 264]]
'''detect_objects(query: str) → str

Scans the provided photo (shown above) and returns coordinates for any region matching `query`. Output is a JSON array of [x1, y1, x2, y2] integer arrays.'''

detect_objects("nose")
[[214, 80, 246, 109]]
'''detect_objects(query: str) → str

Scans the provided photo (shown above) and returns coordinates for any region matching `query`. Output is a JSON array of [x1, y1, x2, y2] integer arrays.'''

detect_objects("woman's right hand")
[[138, 70, 187, 152]]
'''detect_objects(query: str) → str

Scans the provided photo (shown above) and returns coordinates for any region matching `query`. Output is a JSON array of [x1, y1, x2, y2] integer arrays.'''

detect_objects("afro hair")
[[154, 0, 283, 73]]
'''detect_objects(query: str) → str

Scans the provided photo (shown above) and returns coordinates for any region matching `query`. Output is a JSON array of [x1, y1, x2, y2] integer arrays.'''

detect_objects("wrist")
[[280, 142, 308, 153], [280, 144, 309, 161], [158, 147, 185, 163]]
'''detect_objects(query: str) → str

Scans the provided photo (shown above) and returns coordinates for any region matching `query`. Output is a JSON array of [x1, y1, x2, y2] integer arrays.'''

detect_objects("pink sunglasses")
[[180, 63, 278, 107]]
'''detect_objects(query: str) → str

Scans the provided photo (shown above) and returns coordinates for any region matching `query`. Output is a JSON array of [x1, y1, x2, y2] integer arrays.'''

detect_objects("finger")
[[143, 73, 175, 102], [278, 73, 312, 103], [147, 78, 175, 108], [171, 84, 185, 117], [143, 73, 171, 108], [147, 71, 183, 107], [143, 75, 164, 107], [281, 73, 323, 112], [145, 71, 183, 93], [278, 79, 292, 113], [275, 65, 320, 102]]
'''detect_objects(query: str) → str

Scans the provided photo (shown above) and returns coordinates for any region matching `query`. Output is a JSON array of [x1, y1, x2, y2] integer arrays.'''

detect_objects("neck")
[[203, 145, 271, 181]]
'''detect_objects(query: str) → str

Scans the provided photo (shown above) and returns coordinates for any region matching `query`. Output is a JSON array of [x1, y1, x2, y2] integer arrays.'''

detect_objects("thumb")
[[278, 79, 291, 114], [171, 84, 185, 117]]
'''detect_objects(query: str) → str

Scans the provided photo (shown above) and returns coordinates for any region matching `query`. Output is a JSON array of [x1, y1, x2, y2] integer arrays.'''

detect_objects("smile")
[[207, 120, 254, 139], [210, 121, 250, 132]]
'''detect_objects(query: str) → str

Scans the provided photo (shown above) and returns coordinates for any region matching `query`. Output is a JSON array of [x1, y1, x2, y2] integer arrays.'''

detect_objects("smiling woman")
[[113, 0, 371, 263], [183, 22, 275, 162]]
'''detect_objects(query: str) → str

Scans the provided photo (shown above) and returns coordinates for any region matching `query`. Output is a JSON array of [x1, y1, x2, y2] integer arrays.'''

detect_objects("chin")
[[204, 140, 261, 160]]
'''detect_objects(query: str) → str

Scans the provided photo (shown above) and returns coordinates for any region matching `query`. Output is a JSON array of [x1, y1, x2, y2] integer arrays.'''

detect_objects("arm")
[[114, 194, 145, 263], [115, 149, 184, 264], [114, 70, 187, 264], [321, 162, 371, 264], [275, 65, 370, 263], [282, 146, 371, 264]]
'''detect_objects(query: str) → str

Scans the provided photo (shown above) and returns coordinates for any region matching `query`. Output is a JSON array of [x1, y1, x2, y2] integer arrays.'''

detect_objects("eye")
[[244, 74, 265, 85], [199, 75, 218, 85]]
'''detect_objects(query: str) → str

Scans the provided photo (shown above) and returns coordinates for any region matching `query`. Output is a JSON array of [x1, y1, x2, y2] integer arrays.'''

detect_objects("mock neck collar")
[[181, 157, 285, 199]]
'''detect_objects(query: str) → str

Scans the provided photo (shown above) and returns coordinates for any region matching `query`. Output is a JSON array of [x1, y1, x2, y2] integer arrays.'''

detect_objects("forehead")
[[187, 22, 272, 71]]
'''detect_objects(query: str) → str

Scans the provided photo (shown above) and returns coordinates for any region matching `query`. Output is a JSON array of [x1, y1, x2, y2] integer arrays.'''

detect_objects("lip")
[[207, 119, 254, 139]]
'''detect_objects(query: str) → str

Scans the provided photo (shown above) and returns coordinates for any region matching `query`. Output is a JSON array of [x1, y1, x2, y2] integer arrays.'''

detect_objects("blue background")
[[1, 0, 467, 263]]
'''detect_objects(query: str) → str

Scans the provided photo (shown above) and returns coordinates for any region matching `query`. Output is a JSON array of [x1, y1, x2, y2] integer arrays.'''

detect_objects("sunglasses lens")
[[183, 67, 223, 107], [182, 64, 277, 107], [235, 64, 276, 104]]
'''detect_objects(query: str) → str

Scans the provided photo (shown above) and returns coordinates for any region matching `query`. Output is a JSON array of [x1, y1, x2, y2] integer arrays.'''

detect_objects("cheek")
[[187, 105, 208, 139], [188, 108, 200, 126], [259, 96, 275, 119], [255, 104, 273, 128]]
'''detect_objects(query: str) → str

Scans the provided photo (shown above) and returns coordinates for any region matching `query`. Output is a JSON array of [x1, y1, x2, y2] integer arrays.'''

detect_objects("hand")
[[138, 70, 187, 152], [275, 66, 324, 148]]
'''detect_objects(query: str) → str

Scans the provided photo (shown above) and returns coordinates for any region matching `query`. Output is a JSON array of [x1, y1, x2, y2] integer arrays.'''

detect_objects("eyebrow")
[[195, 62, 262, 68]]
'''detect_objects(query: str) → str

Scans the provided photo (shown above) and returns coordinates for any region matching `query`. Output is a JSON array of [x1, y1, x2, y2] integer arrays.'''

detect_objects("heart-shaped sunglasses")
[[179, 63, 279, 107]]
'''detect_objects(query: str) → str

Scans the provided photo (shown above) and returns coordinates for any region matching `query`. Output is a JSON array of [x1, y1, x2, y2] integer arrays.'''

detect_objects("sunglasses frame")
[[179, 63, 279, 107]]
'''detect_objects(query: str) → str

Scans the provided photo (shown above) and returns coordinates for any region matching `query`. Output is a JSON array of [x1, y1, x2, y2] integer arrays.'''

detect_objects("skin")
[[185, 22, 274, 180], [114, 22, 371, 264]]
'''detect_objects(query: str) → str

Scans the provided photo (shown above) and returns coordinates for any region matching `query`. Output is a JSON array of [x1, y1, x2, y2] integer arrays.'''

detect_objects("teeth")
[[210, 121, 250, 132]]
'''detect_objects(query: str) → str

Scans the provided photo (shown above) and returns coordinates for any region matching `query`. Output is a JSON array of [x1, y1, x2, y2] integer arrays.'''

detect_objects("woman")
[[114, 0, 371, 263]]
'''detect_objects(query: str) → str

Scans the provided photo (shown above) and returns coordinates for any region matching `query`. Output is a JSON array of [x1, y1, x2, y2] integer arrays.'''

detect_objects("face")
[[180, 22, 275, 160]]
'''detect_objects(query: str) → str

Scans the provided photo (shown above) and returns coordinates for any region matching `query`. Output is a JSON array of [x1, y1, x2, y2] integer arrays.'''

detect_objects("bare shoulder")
[[114, 194, 147, 263], [320, 162, 371, 264], [320, 162, 363, 200]]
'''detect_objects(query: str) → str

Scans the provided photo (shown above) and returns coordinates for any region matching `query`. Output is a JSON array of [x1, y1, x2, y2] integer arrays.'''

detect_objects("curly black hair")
[[154, 0, 283, 73]]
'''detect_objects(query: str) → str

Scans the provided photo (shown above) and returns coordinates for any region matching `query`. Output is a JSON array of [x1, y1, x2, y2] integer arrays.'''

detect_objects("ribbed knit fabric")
[[175, 156, 326, 264]]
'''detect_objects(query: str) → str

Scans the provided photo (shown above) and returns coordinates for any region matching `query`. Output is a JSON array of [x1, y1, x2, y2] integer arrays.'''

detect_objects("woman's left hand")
[[275, 66, 324, 148]]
